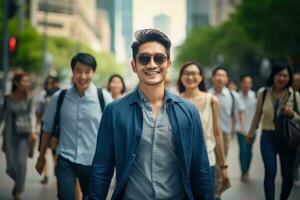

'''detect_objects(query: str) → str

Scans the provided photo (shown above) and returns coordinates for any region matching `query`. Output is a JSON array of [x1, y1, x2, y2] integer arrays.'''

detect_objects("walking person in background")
[[236, 75, 257, 181], [0, 72, 36, 200], [35, 75, 60, 184], [292, 72, 300, 181], [247, 63, 300, 200], [35, 53, 112, 200], [89, 29, 214, 200], [208, 67, 245, 200], [177, 61, 230, 196], [107, 74, 126, 99]]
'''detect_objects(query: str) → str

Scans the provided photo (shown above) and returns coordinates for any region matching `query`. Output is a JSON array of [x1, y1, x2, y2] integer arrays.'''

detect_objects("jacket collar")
[[128, 86, 182, 105]]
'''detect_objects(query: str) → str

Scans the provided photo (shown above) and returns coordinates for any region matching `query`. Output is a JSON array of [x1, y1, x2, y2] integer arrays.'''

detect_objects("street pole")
[[1, 0, 9, 94]]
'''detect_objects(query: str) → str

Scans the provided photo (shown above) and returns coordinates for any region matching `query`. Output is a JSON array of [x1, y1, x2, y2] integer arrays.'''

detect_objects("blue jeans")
[[260, 131, 296, 200], [237, 132, 254, 175], [55, 155, 91, 200]]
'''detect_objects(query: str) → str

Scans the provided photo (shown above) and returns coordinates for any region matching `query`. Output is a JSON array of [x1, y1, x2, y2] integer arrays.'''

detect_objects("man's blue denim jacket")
[[89, 89, 214, 200]]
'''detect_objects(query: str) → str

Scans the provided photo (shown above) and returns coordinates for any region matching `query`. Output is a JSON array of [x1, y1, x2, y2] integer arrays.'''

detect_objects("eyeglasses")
[[136, 53, 168, 65], [182, 71, 200, 77]]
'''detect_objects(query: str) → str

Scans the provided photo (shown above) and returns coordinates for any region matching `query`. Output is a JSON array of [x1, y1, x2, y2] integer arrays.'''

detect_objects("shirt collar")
[[211, 87, 228, 96], [71, 83, 97, 97], [128, 84, 181, 105]]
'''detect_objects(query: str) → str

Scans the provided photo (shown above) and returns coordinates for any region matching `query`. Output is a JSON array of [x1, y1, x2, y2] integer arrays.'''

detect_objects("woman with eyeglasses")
[[177, 61, 229, 199], [0, 71, 36, 200], [247, 62, 300, 200]]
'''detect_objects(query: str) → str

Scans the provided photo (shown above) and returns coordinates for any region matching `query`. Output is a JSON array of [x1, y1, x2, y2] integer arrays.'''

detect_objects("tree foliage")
[[234, 0, 300, 60], [176, 0, 300, 71]]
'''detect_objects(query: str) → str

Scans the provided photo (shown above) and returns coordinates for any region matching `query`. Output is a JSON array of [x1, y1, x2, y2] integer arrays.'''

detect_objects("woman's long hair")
[[177, 61, 207, 93], [107, 74, 126, 94], [12, 71, 29, 92], [265, 62, 293, 89]]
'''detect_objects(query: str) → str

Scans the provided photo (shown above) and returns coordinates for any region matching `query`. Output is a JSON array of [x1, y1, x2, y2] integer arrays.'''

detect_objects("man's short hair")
[[239, 74, 253, 82], [212, 66, 228, 76], [71, 52, 97, 71], [131, 29, 171, 60]]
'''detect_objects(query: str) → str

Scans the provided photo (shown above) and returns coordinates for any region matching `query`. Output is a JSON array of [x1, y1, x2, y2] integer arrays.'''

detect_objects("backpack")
[[229, 91, 235, 118], [51, 88, 106, 139]]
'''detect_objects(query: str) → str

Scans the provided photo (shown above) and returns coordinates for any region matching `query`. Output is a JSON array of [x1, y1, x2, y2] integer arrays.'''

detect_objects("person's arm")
[[190, 104, 214, 200], [211, 96, 228, 178], [35, 131, 51, 174], [89, 103, 115, 199], [247, 89, 265, 141], [35, 92, 59, 174]]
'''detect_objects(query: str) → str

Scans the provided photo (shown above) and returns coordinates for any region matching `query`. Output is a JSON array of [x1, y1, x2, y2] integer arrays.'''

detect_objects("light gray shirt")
[[208, 87, 244, 134], [42, 83, 112, 166], [123, 91, 186, 200], [236, 90, 256, 133]]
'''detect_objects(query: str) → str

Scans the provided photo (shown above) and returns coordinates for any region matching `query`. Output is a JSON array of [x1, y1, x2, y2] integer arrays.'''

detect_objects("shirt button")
[[132, 153, 136, 158]]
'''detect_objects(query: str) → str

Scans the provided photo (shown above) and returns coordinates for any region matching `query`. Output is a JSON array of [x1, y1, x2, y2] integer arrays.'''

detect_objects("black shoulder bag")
[[275, 91, 300, 148]]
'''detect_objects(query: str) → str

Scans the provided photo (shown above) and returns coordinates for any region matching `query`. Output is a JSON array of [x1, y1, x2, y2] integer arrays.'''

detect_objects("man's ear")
[[131, 60, 137, 73], [167, 60, 172, 69]]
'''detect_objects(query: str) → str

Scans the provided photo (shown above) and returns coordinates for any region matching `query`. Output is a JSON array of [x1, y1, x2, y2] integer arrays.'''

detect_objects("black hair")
[[131, 29, 171, 60], [265, 62, 293, 88], [107, 74, 126, 94], [177, 61, 207, 93], [239, 74, 253, 82], [12, 71, 29, 92], [212, 66, 228, 77], [71, 52, 97, 71]]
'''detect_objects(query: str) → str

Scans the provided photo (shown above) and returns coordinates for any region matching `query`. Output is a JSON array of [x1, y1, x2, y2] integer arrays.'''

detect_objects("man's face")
[[72, 62, 95, 92], [131, 41, 171, 87], [212, 69, 228, 88], [293, 74, 300, 91], [240, 76, 253, 92]]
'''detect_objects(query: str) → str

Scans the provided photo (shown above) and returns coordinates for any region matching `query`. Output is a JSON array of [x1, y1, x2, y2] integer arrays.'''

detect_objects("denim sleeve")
[[88, 103, 115, 200], [42, 91, 60, 134], [190, 105, 214, 200]]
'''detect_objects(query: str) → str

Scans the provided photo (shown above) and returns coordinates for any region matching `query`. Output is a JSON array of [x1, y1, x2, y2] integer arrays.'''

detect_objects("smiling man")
[[88, 29, 214, 200], [35, 53, 112, 199]]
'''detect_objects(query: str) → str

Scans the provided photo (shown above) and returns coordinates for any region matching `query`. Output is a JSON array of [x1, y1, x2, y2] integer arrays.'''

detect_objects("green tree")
[[234, 0, 300, 62], [8, 17, 43, 73]]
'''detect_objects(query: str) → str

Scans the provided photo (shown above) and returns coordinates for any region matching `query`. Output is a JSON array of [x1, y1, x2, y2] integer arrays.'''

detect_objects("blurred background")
[[1, 1, 300, 199], [0, 0, 300, 91]]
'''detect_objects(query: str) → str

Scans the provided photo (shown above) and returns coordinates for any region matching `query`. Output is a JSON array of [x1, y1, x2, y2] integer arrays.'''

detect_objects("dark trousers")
[[55, 155, 91, 200], [237, 132, 254, 175], [260, 131, 296, 200]]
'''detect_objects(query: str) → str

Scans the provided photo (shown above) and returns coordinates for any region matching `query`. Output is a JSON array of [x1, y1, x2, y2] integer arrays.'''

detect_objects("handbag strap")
[[293, 91, 299, 114]]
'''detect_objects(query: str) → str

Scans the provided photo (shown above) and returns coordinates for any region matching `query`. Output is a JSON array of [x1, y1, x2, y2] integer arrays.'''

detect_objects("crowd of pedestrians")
[[1, 28, 300, 200]]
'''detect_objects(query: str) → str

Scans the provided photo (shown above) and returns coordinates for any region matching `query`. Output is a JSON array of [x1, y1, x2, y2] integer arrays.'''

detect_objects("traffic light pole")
[[1, 0, 9, 93]]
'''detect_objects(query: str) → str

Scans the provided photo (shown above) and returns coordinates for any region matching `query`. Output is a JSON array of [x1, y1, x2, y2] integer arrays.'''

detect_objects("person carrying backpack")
[[35, 53, 112, 199]]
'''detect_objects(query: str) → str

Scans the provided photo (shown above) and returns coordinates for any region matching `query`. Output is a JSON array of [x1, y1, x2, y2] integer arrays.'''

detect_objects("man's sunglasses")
[[136, 53, 168, 65]]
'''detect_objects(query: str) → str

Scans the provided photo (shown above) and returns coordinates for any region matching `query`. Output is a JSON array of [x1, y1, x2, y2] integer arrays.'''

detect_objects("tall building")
[[210, 0, 241, 26], [97, 0, 115, 53], [97, 0, 133, 61], [186, 0, 241, 31], [121, 0, 133, 60], [31, 0, 102, 51], [186, 0, 210, 31], [153, 14, 171, 37]]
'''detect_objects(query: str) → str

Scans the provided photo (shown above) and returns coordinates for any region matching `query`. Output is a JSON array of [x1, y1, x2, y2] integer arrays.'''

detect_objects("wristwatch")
[[220, 164, 228, 169]]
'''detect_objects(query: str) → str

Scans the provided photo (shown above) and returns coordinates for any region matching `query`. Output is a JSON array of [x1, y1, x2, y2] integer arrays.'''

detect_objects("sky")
[[133, 0, 186, 48]]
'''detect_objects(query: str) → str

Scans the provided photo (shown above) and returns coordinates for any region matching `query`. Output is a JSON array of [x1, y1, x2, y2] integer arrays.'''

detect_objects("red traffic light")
[[9, 36, 17, 53]]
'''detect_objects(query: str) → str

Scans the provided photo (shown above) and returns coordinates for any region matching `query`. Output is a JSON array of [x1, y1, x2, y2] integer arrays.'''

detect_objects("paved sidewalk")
[[0, 132, 299, 199]]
